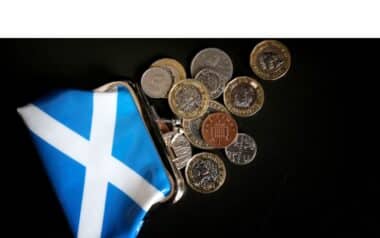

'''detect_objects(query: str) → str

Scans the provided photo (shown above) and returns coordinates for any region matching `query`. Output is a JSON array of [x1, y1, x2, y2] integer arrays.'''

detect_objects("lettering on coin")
[[225, 133, 257, 165], [185, 152, 226, 193]]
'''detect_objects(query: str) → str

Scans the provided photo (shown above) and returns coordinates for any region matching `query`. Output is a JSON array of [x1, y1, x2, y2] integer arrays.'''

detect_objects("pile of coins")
[[141, 40, 291, 194]]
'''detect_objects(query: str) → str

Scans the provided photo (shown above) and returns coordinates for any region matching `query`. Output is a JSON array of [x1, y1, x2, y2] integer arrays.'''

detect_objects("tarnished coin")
[[201, 112, 238, 148], [194, 68, 225, 99], [250, 40, 291, 81], [163, 132, 192, 170], [151, 58, 187, 83], [190, 48, 233, 82], [182, 100, 228, 149], [225, 133, 257, 165], [141, 67, 173, 98], [168, 79, 209, 119], [223, 76, 264, 117], [185, 152, 226, 194]]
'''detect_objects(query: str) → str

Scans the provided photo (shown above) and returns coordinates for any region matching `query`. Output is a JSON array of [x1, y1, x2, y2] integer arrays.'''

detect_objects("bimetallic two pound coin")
[[194, 68, 225, 99], [185, 152, 226, 194], [191, 48, 233, 82], [141, 67, 173, 98], [163, 131, 192, 170], [225, 133, 257, 165], [223, 76, 264, 117], [250, 40, 291, 81], [151, 58, 187, 83], [168, 80, 209, 119], [182, 100, 228, 149], [201, 112, 238, 148]]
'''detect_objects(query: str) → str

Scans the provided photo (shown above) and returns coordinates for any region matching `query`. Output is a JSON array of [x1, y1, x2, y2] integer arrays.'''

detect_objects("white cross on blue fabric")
[[17, 87, 172, 238]]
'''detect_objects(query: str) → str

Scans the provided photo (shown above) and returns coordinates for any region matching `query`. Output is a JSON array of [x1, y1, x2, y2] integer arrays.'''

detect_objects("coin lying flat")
[[250, 40, 291, 81], [194, 68, 225, 99], [225, 133, 257, 165], [141, 67, 173, 98], [223, 76, 264, 117], [163, 131, 192, 170], [182, 100, 227, 149], [151, 58, 187, 83], [201, 112, 238, 148], [168, 79, 209, 119], [185, 152, 226, 194], [190, 48, 233, 82]]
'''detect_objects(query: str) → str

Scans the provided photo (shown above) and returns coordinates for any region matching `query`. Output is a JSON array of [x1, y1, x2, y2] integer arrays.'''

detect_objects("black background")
[[3, 39, 366, 236]]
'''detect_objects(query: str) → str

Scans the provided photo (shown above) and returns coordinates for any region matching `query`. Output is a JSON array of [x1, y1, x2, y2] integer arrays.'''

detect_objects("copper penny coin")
[[201, 112, 238, 148]]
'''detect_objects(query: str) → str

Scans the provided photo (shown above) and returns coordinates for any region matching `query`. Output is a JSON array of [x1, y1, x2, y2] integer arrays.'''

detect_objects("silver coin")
[[158, 65, 181, 83], [225, 133, 257, 165], [141, 67, 173, 98], [185, 152, 226, 193], [194, 68, 225, 99], [190, 48, 233, 82], [182, 100, 227, 149], [163, 131, 192, 170]]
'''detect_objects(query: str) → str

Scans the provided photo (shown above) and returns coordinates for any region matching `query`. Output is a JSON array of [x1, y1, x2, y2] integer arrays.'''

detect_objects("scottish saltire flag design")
[[17, 87, 172, 238]]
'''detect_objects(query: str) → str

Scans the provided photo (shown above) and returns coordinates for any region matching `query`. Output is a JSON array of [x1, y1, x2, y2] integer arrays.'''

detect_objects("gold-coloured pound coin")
[[250, 40, 291, 81], [151, 58, 187, 83], [224, 76, 264, 117], [185, 152, 226, 194], [182, 100, 228, 149], [168, 79, 209, 119]]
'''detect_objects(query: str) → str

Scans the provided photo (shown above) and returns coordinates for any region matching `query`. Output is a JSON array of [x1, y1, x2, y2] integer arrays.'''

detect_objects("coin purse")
[[17, 81, 184, 237]]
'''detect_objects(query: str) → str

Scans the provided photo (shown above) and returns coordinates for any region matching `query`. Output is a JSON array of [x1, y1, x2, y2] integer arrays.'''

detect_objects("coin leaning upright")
[[250, 40, 291, 81], [194, 68, 225, 99], [225, 133, 257, 165], [190, 48, 233, 82], [163, 131, 192, 170], [168, 79, 209, 119], [201, 112, 238, 148], [151, 58, 187, 83], [182, 100, 228, 149], [185, 152, 226, 194], [141, 67, 173, 98], [224, 76, 264, 117]]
